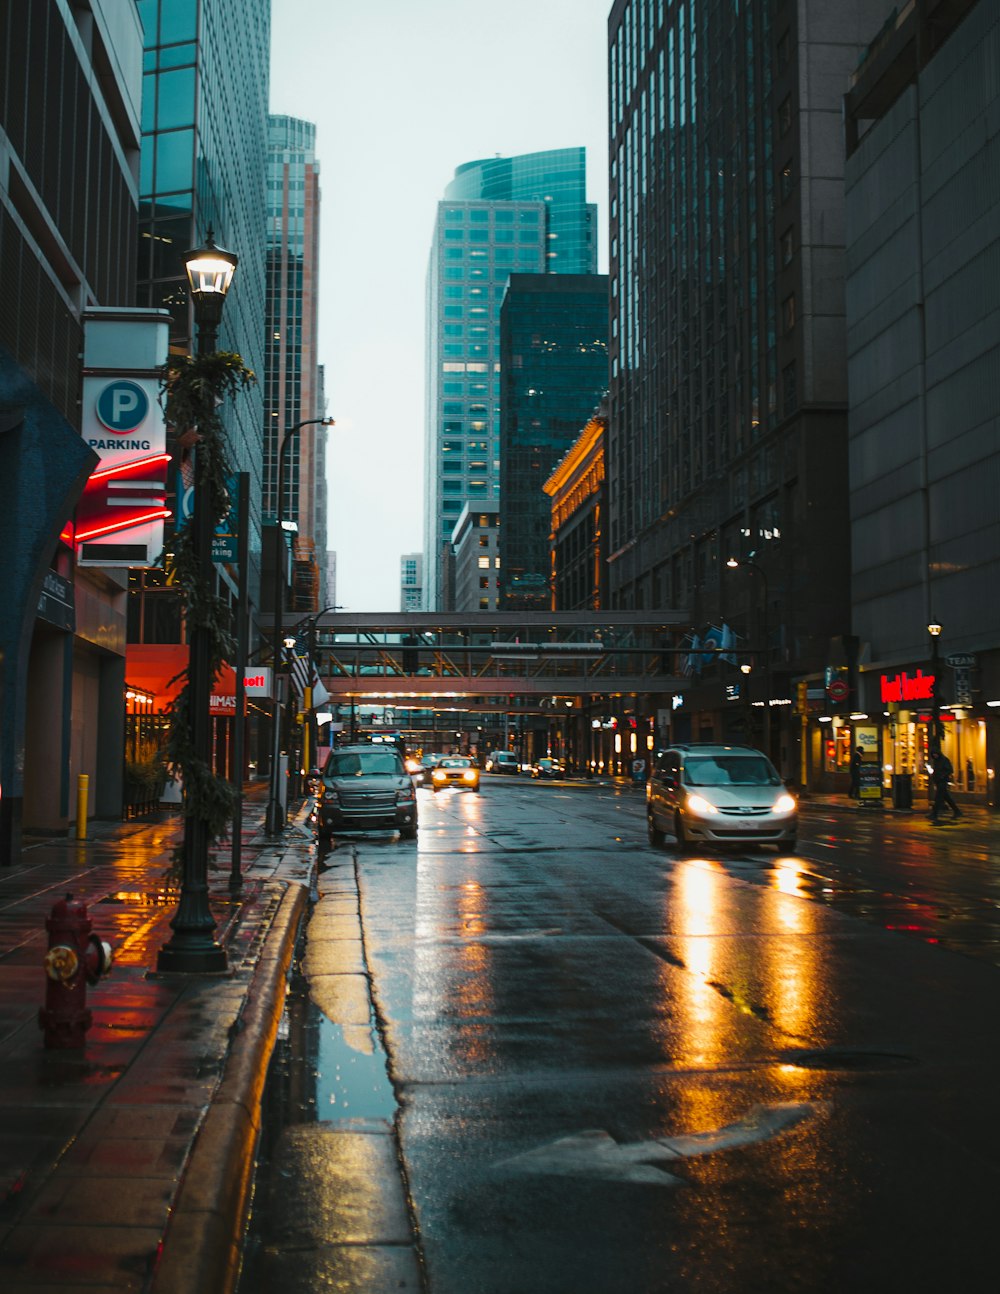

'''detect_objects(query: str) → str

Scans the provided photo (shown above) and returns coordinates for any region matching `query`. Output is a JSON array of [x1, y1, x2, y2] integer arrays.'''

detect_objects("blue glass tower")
[[423, 148, 597, 609], [135, 0, 270, 597]]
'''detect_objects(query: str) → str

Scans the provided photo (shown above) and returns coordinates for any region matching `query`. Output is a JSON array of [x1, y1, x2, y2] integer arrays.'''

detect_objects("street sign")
[[827, 678, 849, 702], [945, 653, 976, 668], [953, 668, 973, 706]]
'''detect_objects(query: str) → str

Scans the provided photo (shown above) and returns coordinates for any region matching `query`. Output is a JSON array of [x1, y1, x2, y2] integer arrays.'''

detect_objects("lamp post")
[[727, 557, 771, 756], [299, 603, 342, 776], [928, 620, 942, 748], [157, 230, 237, 974], [740, 661, 753, 742], [265, 417, 335, 835]]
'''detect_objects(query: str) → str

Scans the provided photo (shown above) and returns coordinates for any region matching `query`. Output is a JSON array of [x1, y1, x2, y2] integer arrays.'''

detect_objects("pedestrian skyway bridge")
[[261, 611, 692, 710]]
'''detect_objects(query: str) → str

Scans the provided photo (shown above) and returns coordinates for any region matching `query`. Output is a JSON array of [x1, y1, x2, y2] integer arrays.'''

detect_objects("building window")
[[778, 95, 792, 136], [780, 161, 794, 201], [782, 294, 796, 333], [478, 557, 490, 569], [780, 226, 794, 266]]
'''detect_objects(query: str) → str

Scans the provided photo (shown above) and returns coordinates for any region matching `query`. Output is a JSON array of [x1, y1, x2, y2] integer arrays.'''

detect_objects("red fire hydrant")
[[39, 893, 113, 1049]]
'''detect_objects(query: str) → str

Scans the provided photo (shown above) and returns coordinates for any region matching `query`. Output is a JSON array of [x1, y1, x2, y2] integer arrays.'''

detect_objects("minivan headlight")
[[774, 793, 797, 813], [686, 794, 718, 815]]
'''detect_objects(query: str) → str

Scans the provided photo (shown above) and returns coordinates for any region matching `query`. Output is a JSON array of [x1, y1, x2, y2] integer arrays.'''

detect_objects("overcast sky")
[[269, 0, 612, 612]]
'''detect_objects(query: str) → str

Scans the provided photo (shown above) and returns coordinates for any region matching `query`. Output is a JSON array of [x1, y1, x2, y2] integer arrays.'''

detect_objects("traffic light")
[[402, 635, 418, 673]]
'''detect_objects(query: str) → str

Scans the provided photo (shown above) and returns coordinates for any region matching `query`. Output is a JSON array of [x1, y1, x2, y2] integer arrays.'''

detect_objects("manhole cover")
[[780, 1048, 917, 1071]]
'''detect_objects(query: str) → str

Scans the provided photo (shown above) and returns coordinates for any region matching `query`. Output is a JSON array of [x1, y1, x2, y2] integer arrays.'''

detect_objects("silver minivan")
[[646, 743, 797, 851]]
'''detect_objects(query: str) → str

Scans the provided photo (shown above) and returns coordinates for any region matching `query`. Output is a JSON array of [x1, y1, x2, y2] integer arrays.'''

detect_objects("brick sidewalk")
[[0, 792, 315, 1293]]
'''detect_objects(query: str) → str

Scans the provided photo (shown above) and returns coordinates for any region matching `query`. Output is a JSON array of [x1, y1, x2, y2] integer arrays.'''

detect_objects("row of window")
[[444, 229, 542, 243], [442, 248, 542, 264], [444, 208, 540, 224]]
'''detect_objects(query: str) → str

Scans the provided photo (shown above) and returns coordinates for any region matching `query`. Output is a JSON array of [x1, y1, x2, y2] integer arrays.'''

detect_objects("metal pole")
[[929, 630, 941, 746], [760, 567, 771, 758], [230, 472, 249, 896], [158, 320, 226, 971], [264, 420, 332, 833], [303, 615, 316, 777], [265, 428, 295, 835]]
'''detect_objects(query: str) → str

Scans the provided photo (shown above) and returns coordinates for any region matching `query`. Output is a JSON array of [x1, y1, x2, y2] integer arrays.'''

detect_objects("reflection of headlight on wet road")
[[685, 794, 718, 815]]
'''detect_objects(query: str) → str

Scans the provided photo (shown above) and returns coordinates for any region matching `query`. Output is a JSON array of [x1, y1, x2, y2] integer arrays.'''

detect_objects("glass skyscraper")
[[606, 0, 884, 766], [499, 274, 608, 609], [265, 114, 325, 613], [135, 0, 270, 598], [422, 148, 597, 609]]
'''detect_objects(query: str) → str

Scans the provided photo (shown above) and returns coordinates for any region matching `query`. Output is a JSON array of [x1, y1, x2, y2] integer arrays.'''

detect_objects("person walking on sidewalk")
[[848, 746, 863, 799], [929, 748, 961, 823]]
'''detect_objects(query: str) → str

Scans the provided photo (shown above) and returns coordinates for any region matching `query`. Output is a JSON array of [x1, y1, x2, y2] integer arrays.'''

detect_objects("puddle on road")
[[312, 1015, 397, 1121], [264, 938, 398, 1124]]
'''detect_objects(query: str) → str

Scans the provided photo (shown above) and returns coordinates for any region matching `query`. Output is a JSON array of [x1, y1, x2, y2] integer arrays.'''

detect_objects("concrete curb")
[[149, 880, 309, 1294]]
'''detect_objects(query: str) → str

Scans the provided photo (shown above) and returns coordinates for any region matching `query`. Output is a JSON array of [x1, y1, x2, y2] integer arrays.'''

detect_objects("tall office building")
[[498, 274, 608, 609], [400, 553, 423, 613], [133, 0, 269, 600], [422, 148, 597, 609], [450, 509, 500, 612], [264, 115, 326, 613], [606, 0, 884, 768], [842, 0, 997, 800], [0, 0, 144, 856]]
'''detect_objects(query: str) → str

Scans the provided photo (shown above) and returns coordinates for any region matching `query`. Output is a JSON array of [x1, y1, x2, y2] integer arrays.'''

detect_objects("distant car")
[[317, 744, 417, 842], [531, 758, 561, 779], [646, 743, 797, 852], [485, 751, 519, 774], [430, 756, 480, 792]]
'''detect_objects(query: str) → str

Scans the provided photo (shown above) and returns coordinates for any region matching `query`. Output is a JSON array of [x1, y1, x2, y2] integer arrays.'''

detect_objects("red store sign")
[[880, 669, 936, 703]]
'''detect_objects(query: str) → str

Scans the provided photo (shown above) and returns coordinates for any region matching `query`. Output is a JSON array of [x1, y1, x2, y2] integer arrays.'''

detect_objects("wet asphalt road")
[[252, 781, 1000, 1293]]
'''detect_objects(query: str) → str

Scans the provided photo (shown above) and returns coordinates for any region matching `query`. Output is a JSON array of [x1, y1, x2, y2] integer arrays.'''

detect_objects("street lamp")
[[727, 557, 771, 755], [297, 604, 342, 777], [265, 417, 335, 835], [928, 620, 943, 747], [157, 230, 237, 973]]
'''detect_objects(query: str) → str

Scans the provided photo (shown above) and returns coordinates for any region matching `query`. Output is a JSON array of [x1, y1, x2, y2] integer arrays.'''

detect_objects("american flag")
[[285, 634, 329, 707]]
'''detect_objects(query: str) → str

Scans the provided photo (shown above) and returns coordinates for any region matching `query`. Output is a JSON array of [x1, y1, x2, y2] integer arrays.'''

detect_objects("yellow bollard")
[[76, 774, 89, 840]]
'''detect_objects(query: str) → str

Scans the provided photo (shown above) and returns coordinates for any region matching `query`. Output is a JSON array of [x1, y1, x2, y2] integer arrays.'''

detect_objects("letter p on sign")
[[96, 379, 150, 434]]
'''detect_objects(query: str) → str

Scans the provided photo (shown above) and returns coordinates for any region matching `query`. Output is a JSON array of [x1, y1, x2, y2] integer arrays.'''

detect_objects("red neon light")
[[76, 508, 172, 543], [880, 669, 935, 703], [88, 453, 171, 483]]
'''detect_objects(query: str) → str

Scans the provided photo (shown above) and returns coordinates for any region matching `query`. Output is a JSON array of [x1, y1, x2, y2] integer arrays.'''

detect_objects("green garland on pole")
[[163, 351, 256, 853]]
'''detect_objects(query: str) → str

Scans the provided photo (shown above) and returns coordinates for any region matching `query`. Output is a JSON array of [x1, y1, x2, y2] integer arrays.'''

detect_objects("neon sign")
[[880, 669, 935, 703]]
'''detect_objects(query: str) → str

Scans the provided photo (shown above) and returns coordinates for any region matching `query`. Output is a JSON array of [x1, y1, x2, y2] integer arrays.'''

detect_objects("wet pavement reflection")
[[244, 780, 1000, 1292]]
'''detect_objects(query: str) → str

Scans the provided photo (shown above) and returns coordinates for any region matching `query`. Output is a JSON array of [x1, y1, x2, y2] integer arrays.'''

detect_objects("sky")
[[269, 0, 612, 612]]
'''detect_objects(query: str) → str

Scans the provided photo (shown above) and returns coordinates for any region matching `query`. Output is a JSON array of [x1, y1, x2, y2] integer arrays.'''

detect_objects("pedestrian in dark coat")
[[930, 749, 961, 823], [848, 745, 863, 798]]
